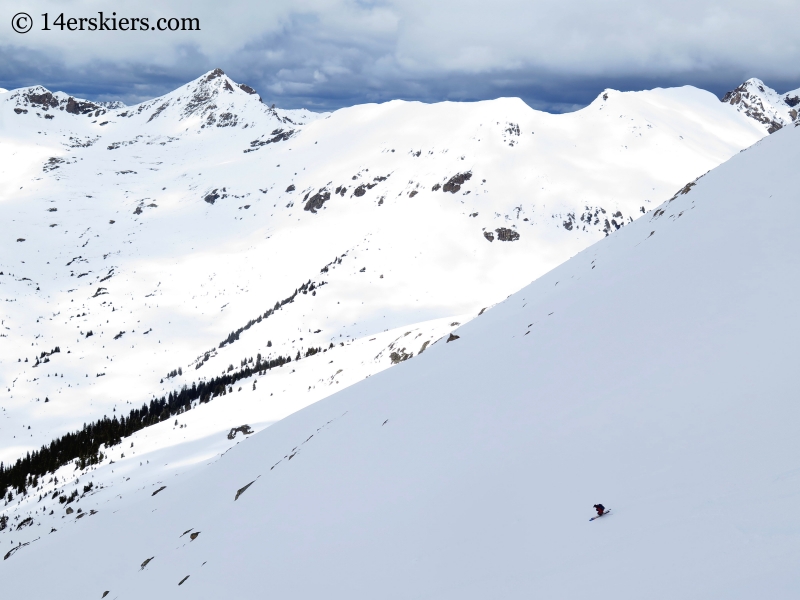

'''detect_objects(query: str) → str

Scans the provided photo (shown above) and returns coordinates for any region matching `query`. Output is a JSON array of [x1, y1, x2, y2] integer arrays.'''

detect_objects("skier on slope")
[[593, 503, 606, 517]]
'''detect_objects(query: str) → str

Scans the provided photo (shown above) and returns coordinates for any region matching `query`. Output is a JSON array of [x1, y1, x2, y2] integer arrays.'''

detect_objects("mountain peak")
[[205, 67, 227, 79], [4, 85, 110, 117], [111, 68, 304, 131], [191, 67, 262, 101], [721, 78, 799, 133]]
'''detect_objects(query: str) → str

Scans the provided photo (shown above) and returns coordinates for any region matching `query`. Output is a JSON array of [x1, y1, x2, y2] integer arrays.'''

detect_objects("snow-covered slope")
[[2, 98, 799, 599], [721, 77, 800, 132], [0, 70, 768, 472]]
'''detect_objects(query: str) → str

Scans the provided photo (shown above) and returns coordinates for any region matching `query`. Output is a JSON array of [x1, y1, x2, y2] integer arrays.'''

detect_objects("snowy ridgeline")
[[0, 69, 778, 477], [721, 78, 800, 133], [1, 99, 799, 599]]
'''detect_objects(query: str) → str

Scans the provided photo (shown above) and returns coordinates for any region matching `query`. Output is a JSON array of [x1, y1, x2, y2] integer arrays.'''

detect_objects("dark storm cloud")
[[1, 0, 799, 111]]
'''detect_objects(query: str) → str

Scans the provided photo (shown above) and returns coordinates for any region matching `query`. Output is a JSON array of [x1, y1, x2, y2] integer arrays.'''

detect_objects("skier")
[[593, 503, 606, 517]]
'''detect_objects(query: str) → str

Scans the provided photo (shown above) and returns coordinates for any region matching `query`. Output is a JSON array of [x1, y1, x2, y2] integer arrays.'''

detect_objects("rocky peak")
[[721, 78, 798, 133], [5, 85, 110, 117], [173, 69, 262, 120], [21, 87, 59, 110], [205, 67, 226, 81], [181, 68, 256, 118], [126, 68, 271, 130]]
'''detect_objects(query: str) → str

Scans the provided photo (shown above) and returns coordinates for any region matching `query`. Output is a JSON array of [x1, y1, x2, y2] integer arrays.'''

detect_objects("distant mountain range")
[[1, 70, 774, 467], [0, 70, 786, 464], [1, 70, 799, 598]]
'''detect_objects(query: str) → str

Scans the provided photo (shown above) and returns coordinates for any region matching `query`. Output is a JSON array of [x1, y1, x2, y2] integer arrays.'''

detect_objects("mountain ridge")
[[1, 89, 798, 600], [0, 70, 769, 469]]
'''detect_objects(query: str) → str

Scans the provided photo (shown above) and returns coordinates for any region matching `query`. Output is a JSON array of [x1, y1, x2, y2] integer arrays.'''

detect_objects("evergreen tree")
[[0, 349, 293, 498]]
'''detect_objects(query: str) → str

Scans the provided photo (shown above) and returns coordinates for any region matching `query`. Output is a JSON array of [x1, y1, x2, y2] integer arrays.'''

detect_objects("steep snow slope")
[[0, 70, 767, 468], [722, 77, 800, 132], [2, 105, 799, 599]]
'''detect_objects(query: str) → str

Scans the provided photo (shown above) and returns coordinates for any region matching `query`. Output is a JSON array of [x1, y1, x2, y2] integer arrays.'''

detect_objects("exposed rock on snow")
[[721, 78, 800, 133], [442, 171, 472, 193], [495, 227, 520, 241], [304, 189, 331, 212], [227, 425, 254, 440], [234, 480, 256, 501], [8, 86, 105, 116], [389, 349, 413, 363], [64, 96, 101, 115]]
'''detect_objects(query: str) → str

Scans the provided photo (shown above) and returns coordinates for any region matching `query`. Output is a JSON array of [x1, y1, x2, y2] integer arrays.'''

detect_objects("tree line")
[[219, 279, 324, 349], [0, 351, 294, 500]]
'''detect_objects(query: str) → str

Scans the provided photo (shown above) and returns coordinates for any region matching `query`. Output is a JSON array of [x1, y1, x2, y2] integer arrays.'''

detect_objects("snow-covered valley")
[[1, 70, 799, 597]]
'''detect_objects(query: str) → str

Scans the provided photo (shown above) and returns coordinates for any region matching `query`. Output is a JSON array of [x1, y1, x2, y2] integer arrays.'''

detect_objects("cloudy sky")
[[2, 0, 800, 111]]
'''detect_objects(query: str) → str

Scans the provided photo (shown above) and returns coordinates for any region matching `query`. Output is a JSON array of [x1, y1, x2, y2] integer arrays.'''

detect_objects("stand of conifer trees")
[[219, 280, 323, 349], [0, 352, 292, 499]]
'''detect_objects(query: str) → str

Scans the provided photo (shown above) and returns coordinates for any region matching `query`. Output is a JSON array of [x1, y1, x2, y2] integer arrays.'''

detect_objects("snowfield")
[[0, 70, 770, 465], [1, 71, 799, 598]]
